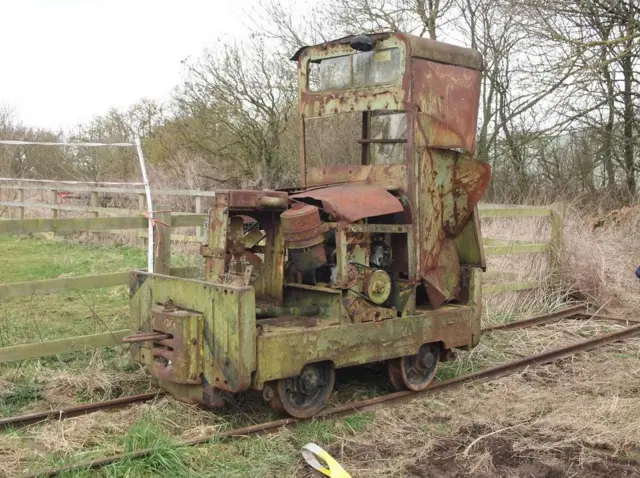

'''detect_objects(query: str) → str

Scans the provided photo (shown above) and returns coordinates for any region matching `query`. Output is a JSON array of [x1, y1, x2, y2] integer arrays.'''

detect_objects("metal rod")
[[120, 332, 172, 344], [0, 140, 136, 147], [576, 312, 640, 326], [0, 392, 160, 431], [0, 177, 143, 186], [482, 304, 587, 332], [357, 138, 407, 144], [135, 137, 154, 272]]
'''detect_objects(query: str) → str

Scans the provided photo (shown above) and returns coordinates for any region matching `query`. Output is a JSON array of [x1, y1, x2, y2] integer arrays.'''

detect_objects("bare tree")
[[512, 0, 640, 203], [173, 35, 298, 188]]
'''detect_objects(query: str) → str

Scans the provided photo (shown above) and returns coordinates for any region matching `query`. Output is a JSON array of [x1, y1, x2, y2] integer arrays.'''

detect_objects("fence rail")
[[0, 180, 564, 364]]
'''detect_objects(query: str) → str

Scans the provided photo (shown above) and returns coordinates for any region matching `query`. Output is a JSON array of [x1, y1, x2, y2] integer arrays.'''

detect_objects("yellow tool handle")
[[301, 443, 352, 478]]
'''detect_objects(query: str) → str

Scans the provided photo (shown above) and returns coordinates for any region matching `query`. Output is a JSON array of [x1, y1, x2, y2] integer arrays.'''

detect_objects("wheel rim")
[[400, 343, 440, 391], [387, 358, 407, 391], [271, 362, 335, 418]]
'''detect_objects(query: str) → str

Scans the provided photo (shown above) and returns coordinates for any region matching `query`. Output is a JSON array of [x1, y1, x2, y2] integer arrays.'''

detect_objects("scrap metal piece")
[[281, 203, 329, 273], [422, 238, 461, 309], [290, 184, 404, 223], [120, 331, 172, 344]]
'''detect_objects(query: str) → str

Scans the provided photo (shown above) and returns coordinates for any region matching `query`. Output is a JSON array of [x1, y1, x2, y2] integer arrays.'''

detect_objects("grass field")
[[1, 227, 640, 477]]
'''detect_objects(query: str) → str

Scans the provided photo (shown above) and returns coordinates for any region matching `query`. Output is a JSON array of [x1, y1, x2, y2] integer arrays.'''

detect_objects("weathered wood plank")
[[483, 237, 531, 246], [0, 183, 219, 197], [479, 206, 552, 218], [154, 212, 171, 275], [0, 330, 130, 363], [485, 243, 550, 255], [0, 200, 137, 215], [0, 214, 204, 234], [139, 232, 200, 243], [0, 216, 147, 234], [0, 267, 200, 299], [482, 281, 539, 294], [170, 214, 207, 227], [0, 272, 130, 299], [483, 271, 520, 280]]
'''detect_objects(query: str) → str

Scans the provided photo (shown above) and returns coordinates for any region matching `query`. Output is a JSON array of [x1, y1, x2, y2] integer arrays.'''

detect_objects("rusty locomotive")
[[125, 32, 491, 418]]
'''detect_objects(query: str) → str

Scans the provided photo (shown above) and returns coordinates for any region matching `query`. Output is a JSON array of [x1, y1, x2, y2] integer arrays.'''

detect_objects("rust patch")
[[227, 190, 289, 210], [422, 238, 461, 308], [291, 184, 404, 223], [413, 59, 482, 154]]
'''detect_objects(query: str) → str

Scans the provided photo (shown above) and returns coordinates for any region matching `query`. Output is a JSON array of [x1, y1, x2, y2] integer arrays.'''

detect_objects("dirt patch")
[[337, 428, 640, 478]]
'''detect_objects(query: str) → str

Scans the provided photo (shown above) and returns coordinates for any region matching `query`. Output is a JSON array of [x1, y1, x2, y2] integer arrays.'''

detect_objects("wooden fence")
[[0, 179, 564, 364]]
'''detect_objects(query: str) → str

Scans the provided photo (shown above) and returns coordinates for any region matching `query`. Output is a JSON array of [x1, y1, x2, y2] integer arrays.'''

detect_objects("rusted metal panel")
[[292, 32, 483, 71], [421, 238, 461, 308], [302, 90, 405, 118], [149, 305, 203, 385], [253, 305, 475, 388], [453, 207, 487, 269], [253, 213, 285, 302], [227, 190, 289, 210], [129, 273, 256, 397], [291, 32, 395, 61], [413, 60, 483, 154], [407, 36, 483, 71], [281, 203, 328, 248], [415, 148, 490, 307], [291, 184, 404, 222], [202, 194, 229, 282], [305, 164, 408, 192]]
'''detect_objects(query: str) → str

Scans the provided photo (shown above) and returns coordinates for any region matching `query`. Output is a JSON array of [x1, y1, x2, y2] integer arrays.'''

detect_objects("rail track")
[[6, 305, 639, 478], [0, 392, 162, 431]]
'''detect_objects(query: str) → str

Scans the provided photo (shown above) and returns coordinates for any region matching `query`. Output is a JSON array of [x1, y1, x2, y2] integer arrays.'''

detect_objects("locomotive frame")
[[126, 31, 491, 418]]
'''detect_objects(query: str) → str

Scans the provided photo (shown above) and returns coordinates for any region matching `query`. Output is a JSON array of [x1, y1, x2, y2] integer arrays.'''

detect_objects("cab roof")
[[290, 31, 483, 71]]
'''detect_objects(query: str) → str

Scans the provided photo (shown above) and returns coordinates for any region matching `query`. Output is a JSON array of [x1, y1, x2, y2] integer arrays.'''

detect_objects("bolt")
[[263, 386, 275, 401], [191, 338, 197, 345]]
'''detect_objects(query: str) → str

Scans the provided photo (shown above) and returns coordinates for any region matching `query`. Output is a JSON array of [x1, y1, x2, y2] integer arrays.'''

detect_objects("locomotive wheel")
[[387, 343, 440, 391], [267, 362, 335, 418]]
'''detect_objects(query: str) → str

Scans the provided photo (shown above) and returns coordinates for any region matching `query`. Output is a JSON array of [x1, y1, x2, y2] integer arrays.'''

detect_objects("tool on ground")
[[302, 443, 352, 478]]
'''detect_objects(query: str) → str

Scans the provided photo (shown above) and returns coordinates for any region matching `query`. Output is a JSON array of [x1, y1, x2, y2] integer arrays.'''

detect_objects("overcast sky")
[[0, 0, 259, 132]]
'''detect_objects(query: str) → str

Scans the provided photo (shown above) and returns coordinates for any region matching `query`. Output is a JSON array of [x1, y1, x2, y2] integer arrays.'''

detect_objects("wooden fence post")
[[50, 189, 58, 219], [18, 188, 24, 220], [195, 195, 202, 240], [90, 191, 99, 218], [550, 201, 565, 283], [154, 211, 171, 275], [50, 189, 58, 237]]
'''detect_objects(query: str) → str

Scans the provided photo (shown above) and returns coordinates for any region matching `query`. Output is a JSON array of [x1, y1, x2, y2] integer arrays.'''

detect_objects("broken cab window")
[[368, 112, 407, 165], [308, 48, 402, 91]]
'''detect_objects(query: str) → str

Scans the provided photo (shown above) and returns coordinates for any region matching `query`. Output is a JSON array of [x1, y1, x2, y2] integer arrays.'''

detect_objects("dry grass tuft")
[[560, 204, 640, 311], [0, 378, 13, 398], [41, 367, 149, 408], [324, 321, 640, 477]]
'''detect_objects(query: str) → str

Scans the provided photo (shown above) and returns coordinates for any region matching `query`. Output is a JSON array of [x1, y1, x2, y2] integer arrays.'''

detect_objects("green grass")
[[0, 234, 570, 477], [0, 234, 147, 348], [0, 235, 376, 477]]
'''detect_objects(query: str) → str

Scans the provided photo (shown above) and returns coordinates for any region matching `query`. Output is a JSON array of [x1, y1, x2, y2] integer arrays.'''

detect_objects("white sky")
[[0, 0, 259, 132]]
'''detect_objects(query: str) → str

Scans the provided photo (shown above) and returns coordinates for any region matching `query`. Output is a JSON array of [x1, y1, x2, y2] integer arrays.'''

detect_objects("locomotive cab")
[[127, 32, 491, 418]]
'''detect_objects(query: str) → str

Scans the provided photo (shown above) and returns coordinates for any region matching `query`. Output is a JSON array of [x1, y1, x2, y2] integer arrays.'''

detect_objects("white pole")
[[135, 137, 154, 273]]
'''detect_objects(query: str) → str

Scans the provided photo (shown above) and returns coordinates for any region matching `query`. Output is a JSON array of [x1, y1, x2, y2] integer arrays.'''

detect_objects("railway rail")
[[5, 305, 639, 477], [0, 392, 162, 431]]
